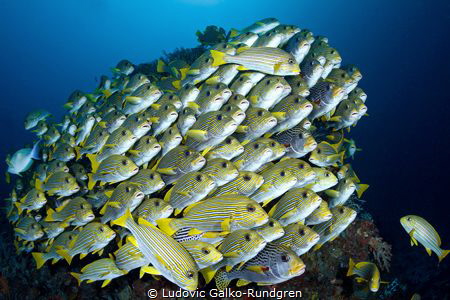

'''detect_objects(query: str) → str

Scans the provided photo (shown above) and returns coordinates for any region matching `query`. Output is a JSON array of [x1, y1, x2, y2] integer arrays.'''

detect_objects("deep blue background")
[[1, 0, 449, 289]]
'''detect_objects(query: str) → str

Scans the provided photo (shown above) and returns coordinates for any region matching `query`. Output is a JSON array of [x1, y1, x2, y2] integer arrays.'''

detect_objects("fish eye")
[[244, 233, 252, 241], [298, 163, 304, 169], [297, 82, 301, 87], [205, 58, 210, 63], [65, 177, 70, 184], [57, 162, 62, 167], [154, 200, 160, 206], [281, 254, 290, 262], [407, 217, 411, 221], [221, 162, 228, 168], [196, 175, 202, 182], [345, 104, 350, 109], [302, 192, 308, 198], [233, 95, 238, 100], [225, 138, 232, 144], [341, 73, 345, 78], [164, 105, 169, 110], [121, 130, 126, 136], [295, 97, 300, 103], [126, 186, 131, 193], [169, 95, 174, 100], [65, 147, 70, 151], [339, 208, 345, 214], [99, 131, 104, 136], [135, 116, 139, 122], [215, 84, 221, 89], [325, 172, 330, 177], [265, 80, 271, 85], [206, 91, 211, 97], [149, 173, 155, 180], [280, 171, 285, 176], [299, 229, 305, 236], [269, 221, 274, 227], [243, 175, 251, 181], [270, 142, 276, 147], [331, 50, 336, 54], [246, 204, 255, 212], [317, 149, 321, 154], [257, 110, 263, 117], [202, 248, 210, 254], [122, 160, 128, 166], [168, 129, 173, 135], [99, 226, 105, 232], [69, 235, 74, 240], [288, 59, 295, 64], [186, 271, 194, 279], [216, 114, 223, 121], [32, 224, 37, 229], [81, 204, 85, 209], [226, 106, 231, 112], [184, 150, 191, 157], [253, 143, 260, 149]]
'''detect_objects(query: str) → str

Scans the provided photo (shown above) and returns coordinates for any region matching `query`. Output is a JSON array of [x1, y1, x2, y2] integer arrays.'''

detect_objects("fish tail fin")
[[31, 140, 41, 160], [45, 208, 56, 221], [267, 203, 277, 217], [215, 269, 231, 291], [87, 174, 97, 191], [347, 257, 355, 276], [111, 208, 133, 229], [14, 202, 23, 215], [155, 218, 177, 236], [70, 272, 83, 286], [5, 172, 11, 184], [356, 184, 369, 198], [35, 178, 43, 191], [201, 266, 218, 284], [439, 249, 450, 263], [74, 146, 82, 161], [56, 249, 73, 265], [157, 60, 166, 73], [210, 50, 227, 67], [32, 252, 48, 269], [86, 154, 99, 173]]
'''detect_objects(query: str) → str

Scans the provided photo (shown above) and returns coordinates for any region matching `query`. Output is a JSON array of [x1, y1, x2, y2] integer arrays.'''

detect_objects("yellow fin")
[[138, 217, 158, 229], [32, 252, 47, 269], [439, 249, 450, 263], [201, 267, 217, 284], [156, 218, 176, 236], [221, 218, 231, 232], [157, 60, 166, 73], [157, 168, 177, 175], [111, 208, 133, 229], [425, 248, 432, 256], [347, 257, 355, 276], [356, 184, 369, 198], [172, 80, 181, 90], [210, 50, 227, 67], [245, 265, 268, 274], [101, 279, 112, 288], [186, 129, 208, 141], [86, 154, 100, 173], [237, 279, 251, 287], [70, 272, 82, 286], [140, 266, 161, 278]]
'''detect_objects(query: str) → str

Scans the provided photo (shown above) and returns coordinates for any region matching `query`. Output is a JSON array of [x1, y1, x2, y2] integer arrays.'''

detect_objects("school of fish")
[[4, 17, 445, 293]]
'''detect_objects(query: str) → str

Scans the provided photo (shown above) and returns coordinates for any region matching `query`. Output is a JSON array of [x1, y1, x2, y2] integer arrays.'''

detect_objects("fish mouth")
[[310, 234, 320, 243], [290, 264, 306, 276], [304, 103, 313, 110], [170, 112, 178, 117], [133, 167, 139, 173], [136, 192, 145, 199], [268, 117, 277, 124], [142, 124, 151, 129], [86, 214, 95, 221]]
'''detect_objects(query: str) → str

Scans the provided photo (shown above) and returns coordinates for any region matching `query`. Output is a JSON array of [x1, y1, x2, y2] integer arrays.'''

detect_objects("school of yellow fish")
[[4, 17, 448, 292]]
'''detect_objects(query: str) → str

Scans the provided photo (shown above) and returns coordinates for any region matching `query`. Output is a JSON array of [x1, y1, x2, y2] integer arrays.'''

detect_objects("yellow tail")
[[156, 218, 176, 236], [70, 272, 83, 286], [86, 154, 100, 173], [201, 267, 218, 284], [356, 184, 369, 198], [44, 208, 57, 221], [157, 60, 166, 73], [32, 252, 48, 269], [439, 249, 450, 263], [347, 257, 355, 276], [210, 50, 227, 67], [87, 174, 97, 191], [56, 249, 73, 265], [111, 208, 133, 229]]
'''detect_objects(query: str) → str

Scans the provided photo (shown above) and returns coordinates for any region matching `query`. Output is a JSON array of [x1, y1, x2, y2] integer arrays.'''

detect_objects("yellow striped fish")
[[112, 209, 198, 291], [400, 215, 449, 262], [253, 218, 285, 242], [70, 258, 127, 287], [100, 182, 145, 223], [56, 222, 116, 264], [114, 242, 149, 272], [14, 188, 47, 214], [210, 47, 300, 76], [269, 188, 322, 226], [157, 195, 269, 235], [202, 229, 266, 283], [127, 169, 165, 195], [305, 200, 333, 225], [205, 136, 244, 161], [347, 258, 386, 292], [273, 223, 319, 255], [45, 196, 94, 226], [133, 197, 173, 225], [201, 158, 239, 187], [211, 171, 264, 197], [313, 206, 357, 250], [35, 171, 80, 197], [32, 231, 79, 269], [14, 216, 44, 241], [180, 241, 223, 270]]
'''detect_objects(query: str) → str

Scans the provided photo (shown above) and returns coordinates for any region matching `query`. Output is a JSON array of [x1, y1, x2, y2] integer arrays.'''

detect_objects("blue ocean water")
[[1, 0, 449, 297]]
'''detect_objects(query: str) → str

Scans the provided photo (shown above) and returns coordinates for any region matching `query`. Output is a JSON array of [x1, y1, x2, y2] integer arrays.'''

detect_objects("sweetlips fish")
[[202, 229, 267, 282], [285, 30, 315, 64], [269, 188, 322, 226], [180, 241, 223, 270], [326, 177, 369, 208], [305, 200, 333, 225], [25, 110, 51, 130], [211, 47, 300, 76], [212, 171, 264, 197], [133, 197, 173, 225], [95, 128, 138, 162], [201, 158, 239, 187], [400, 215, 450, 262], [14, 188, 47, 214], [87, 154, 138, 189], [32, 231, 79, 269], [347, 258, 387, 292], [234, 107, 278, 144], [128, 135, 161, 167], [56, 222, 116, 264], [253, 218, 285, 242], [36, 171, 80, 197], [313, 206, 357, 250], [70, 258, 127, 287], [114, 242, 149, 272], [273, 222, 320, 255], [164, 172, 216, 215], [45, 196, 95, 226], [14, 216, 44, 241], [214, 243, 305, 290], [127, 169, 165, 195], [232, 140, 273, 172], [305, 167, 338, 192], [229, 18, 280, 36], [156, 195, 269, 235], [112, 209, 199, 291], [205, 136, 244, 161], [77, 125, 109, 159], [160, 126, 183, 157]]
